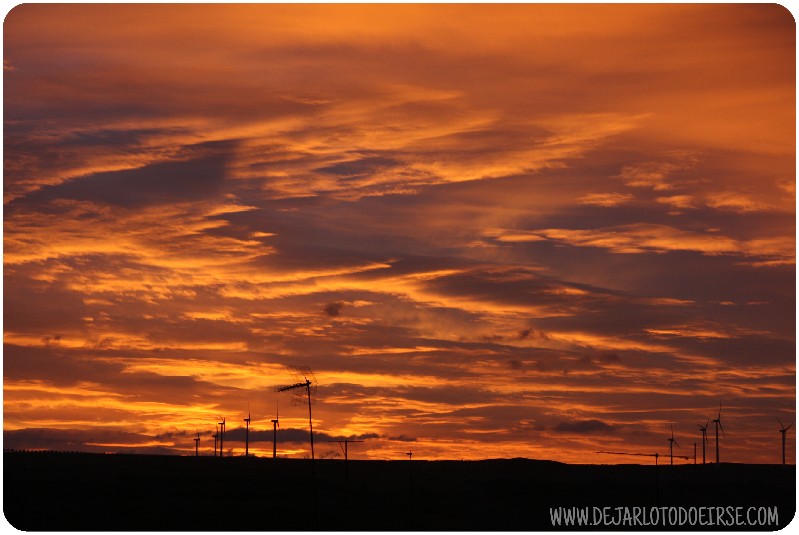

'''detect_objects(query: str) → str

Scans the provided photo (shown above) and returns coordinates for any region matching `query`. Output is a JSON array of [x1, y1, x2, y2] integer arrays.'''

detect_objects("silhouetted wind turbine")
[[194, 431, 200, 457], [271, 401, 279, 459], [218, 417, 226, 458], [244, 409, 251, 458], [667, 425, 679, 465], [275, 366, 318, 472], [777, 417, 792, 467], [698, 420, 709, 464], [711, 405, 725, 464], [212, 426, 219, 457], [394, 449, 415, 465]]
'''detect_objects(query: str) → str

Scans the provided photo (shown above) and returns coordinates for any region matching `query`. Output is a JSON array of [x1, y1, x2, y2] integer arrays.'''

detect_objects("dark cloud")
[[386, 435, 417, 442], [4, 124, 192, 199], [4, 428, 175, 455], [518, 329, 550, 341], [553, 419, 614, 434], [315, 155, 401, 178], [9, 140, 235, 210], [597, 352, 621, 364], [323, 301, 345, 317]]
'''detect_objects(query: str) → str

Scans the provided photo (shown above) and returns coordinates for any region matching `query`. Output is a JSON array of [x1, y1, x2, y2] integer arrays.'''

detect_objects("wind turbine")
[[271, 402, 279, 459], [212, 426, 219, 457], [394, 449, 414, 460], [244, 409, 251, 458], [711, 405, 725, 464], [698, 420, 709, 464], [218, 417, 226, 458], [194, 431, 200, 457], [667, 425, 679, 466], [275, 366, 318, 471], [777, 417, 792, 467]]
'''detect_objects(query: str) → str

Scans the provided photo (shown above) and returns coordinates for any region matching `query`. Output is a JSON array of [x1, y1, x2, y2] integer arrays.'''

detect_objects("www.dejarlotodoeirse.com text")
[[549, 505, 780, 528]]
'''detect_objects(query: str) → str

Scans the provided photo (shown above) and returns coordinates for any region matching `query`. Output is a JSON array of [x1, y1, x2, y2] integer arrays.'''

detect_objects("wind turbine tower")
[[194, 431, 200, 457], [777, 417, 792, 467], [213, 426, 219, 457], [667, 425, 679, 466], [275, 366, 318, 470], [271, 402, 279, 459], [218, 417, 226, 458], [698, 421, 709, 464], [244, 412, 251, 457], [711, 405, 725, 464]]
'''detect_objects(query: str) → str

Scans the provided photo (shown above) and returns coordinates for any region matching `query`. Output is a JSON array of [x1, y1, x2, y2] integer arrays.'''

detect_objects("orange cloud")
[[578, 193, 634, 207], [508, 224, 794, 264]]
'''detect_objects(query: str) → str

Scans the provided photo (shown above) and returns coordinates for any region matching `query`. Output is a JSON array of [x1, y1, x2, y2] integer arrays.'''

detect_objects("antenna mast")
[[275, 366, 318, 471]]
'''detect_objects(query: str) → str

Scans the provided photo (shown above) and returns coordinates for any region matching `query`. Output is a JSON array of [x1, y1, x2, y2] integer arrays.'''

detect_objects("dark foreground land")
[[3, 451, 795, 531]]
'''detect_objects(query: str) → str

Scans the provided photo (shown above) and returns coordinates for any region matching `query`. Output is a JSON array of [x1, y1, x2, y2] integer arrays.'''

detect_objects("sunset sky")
[[3, 4, 795, 464]]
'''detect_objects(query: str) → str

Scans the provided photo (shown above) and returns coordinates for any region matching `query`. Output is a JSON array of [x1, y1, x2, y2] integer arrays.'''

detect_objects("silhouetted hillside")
[[3, 452, 794, 530]]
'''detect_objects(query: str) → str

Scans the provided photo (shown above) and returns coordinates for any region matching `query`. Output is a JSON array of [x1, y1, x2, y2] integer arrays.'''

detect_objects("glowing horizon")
[[3, 4, 795, 464]]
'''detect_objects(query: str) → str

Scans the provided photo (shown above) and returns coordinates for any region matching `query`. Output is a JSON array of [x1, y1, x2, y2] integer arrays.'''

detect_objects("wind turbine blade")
[[777, 417, 785, 429], [787, 424, 793, 431], [719, 421, 726, 438], [674, 440, 680, 447]]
